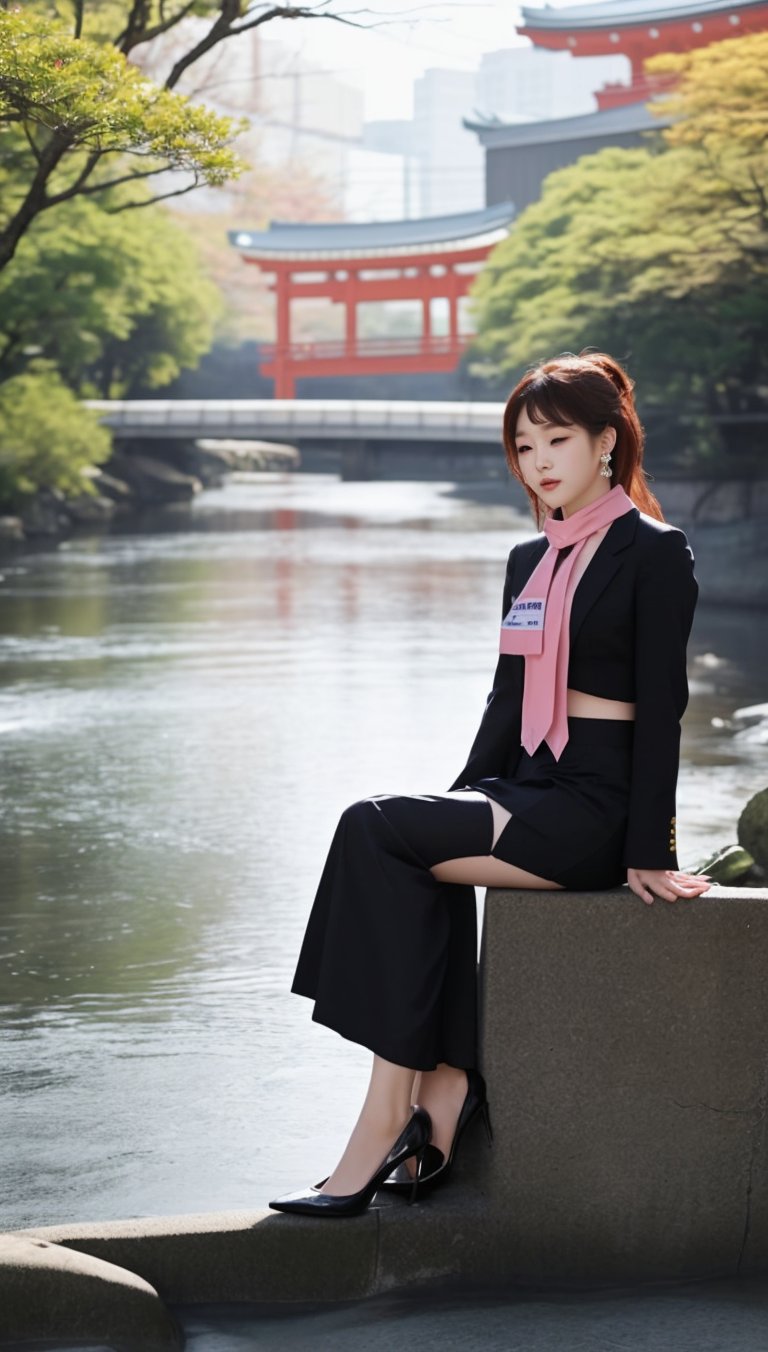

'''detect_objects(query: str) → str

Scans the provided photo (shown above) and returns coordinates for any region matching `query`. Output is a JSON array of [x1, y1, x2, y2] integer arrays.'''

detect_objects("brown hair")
[[502, 350, 665, 529]]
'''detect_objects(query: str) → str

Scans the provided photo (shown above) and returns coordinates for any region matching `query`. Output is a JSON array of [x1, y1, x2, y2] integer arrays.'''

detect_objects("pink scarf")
[[500, 483, 636, 760]]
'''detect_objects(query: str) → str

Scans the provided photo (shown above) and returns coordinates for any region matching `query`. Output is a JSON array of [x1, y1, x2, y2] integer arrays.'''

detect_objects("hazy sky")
[[270, 1, 532, 118]]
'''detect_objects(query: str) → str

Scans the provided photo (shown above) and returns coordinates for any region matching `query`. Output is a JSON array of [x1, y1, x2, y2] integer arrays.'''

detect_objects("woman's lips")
[[540, 480, 560, 490]]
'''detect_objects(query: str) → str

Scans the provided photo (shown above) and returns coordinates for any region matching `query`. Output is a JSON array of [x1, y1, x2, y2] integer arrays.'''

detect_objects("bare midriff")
[[567, 688, 635, 720]]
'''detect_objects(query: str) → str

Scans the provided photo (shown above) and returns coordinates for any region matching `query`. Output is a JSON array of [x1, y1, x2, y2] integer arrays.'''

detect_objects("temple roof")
[[228, 202, 516, 261], [464, 98, 666, 148], [519, 0, 767, 30]]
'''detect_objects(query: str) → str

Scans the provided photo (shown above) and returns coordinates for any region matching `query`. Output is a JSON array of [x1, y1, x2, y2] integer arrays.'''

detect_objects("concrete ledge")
[[467, 883, 768, 1284], [16, 1208, 381, 1306], [0, 1232, 181, 1350], [15, 884, 768, 1308]]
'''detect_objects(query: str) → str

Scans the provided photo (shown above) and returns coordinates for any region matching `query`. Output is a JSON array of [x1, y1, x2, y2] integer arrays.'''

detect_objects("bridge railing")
[[259, 336, 469, 362], [83, 399, 507, 444]]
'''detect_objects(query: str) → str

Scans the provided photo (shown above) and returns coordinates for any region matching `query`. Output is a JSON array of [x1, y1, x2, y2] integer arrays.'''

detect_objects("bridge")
[[85, 398, 506, 444], [84, 398, 508, 478]]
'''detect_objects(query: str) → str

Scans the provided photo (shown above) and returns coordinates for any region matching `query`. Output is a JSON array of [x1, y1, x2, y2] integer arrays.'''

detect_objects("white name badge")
[[501, 596, 546, 631]]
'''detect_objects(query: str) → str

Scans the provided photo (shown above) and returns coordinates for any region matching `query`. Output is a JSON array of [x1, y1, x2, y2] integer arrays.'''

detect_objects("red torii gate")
[[228, 203, 516, 398], [517, 0, 768, 109]]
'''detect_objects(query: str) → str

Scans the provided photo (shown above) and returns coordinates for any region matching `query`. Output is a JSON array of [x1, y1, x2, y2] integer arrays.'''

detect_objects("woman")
[[269, 350, 713, 1219]]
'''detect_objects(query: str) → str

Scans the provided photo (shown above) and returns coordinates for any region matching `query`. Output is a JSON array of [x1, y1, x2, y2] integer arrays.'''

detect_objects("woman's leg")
[[297, 790, 562, 1195], [415, 793, 564, 1171], [431, 791, 566, 889], [321, 1054, 417, 1195]]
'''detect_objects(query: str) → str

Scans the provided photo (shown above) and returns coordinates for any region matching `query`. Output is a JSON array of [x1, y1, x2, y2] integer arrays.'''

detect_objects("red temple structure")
[[466, 0, 768, 213], [517, 0, 768, 109], [228, 203, 515, 398]]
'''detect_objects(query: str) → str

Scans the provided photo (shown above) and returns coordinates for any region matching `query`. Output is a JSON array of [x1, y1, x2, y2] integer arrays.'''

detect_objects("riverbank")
[[0, 438, 301, 546]]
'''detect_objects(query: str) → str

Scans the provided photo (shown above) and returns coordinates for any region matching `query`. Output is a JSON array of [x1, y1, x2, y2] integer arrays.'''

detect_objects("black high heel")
[[380, 1068, 492, 1197], [268, 1104, 432, 1217]]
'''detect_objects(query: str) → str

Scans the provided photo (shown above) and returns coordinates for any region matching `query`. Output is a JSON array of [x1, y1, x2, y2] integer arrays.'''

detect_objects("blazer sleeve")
[[447, 546, 524, 791], [622, 527, 698, 871]]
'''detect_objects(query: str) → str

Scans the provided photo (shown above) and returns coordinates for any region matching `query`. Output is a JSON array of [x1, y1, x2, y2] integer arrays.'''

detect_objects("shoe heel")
[[407, 1144, 428, 1206], [481, 1100, 493, 1146]]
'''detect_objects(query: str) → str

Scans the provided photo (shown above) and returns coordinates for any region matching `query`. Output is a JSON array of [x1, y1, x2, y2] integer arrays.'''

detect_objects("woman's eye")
[[518, 445, 531, 453], [551, 437, 567, 444]]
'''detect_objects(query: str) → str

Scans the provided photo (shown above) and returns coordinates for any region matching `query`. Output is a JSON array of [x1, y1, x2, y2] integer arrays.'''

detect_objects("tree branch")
[[164, 4, 371, 89], [116, 0, 200, 55], [44, 150, 104, 208], [103, 178, 203, 211], [0, 131, 73, 270], [20, 120, 43, 165], [75, 164, 181, 196]]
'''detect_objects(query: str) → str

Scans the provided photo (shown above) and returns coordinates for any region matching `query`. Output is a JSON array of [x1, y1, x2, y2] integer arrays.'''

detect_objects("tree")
[[0, 2, 375, 269], [0, 369, 111, 507], [0, 185, 223, 396], [467, 32, 768, 461], [0, 10, 249, 268]]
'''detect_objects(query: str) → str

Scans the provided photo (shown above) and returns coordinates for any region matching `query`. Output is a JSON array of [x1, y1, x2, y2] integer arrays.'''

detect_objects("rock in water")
[[738, 787, 768, 872]]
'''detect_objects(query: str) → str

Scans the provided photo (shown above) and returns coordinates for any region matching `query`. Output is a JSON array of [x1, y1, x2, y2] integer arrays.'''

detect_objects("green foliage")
[[469, 32, 768, 454], [0, 369, 111, 508], [0, 187, 223, 396], [0, 9, 249, 270], [0, 8, 232, 501], [0, 10, 248, 199], [648, 30, 768, 161]]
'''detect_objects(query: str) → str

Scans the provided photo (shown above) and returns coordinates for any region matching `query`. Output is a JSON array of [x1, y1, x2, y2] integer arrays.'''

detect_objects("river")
[[1, 472, 765, 1230]]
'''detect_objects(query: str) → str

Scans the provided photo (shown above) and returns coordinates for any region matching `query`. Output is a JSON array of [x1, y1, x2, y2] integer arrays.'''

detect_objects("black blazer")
[[447, 505, 699, 872]]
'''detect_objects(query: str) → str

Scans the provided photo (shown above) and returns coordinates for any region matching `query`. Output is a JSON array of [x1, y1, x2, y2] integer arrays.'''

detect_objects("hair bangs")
[[522, 380, 582, 432]]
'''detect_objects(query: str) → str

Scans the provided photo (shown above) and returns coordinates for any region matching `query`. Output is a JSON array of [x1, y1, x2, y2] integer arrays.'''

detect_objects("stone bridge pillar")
[[341, 439, 378, 481]]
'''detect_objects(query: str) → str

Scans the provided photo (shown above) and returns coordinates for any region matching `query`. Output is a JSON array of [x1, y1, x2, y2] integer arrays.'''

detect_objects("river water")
[[1, 472, 765, 1231]]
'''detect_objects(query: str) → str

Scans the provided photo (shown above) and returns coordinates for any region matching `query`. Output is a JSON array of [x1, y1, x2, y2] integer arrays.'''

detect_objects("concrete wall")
[[467, 883, 768, 1285]]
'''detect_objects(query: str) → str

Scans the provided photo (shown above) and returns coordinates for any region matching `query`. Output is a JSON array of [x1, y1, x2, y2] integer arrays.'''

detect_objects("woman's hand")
[[627, 868, 713, 906]]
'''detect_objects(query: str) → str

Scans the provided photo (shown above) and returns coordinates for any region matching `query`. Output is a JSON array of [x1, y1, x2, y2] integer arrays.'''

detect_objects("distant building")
[[474, 47, 629, 122], [254, 37, 401, 219], [469, 99, 664, 212], [412, 69, 486, 217], [466, 0, 768, 211], [361, 120, 419, 218], [131, 22, 402, 218]]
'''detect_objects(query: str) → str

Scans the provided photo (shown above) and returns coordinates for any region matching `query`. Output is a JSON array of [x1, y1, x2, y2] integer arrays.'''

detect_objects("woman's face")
[[514, 408, 617, 518]]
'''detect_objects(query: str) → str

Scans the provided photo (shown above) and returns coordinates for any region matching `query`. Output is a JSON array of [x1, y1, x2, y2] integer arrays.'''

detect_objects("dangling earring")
[[599, 449, 612, 479]]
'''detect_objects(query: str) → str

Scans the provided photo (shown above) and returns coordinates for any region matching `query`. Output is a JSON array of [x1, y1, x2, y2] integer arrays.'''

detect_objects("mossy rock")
[[688, 844, 755, 883], [738, 788, 768, 872]]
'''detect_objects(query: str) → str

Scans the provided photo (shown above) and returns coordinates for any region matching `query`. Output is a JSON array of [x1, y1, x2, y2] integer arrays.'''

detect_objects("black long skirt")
[[291, 716, 634, 1071]]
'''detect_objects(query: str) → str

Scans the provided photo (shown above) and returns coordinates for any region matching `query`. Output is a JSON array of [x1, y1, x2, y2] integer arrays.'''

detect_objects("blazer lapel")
[[568, 505, 639, 647], [512, 505, 640, 648]]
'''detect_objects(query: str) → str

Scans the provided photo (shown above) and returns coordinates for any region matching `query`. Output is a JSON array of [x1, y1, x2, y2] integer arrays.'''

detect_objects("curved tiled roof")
[[464, 98, 666, 148], [520, 0, 767, 30], [228, 202, 516, 261]]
